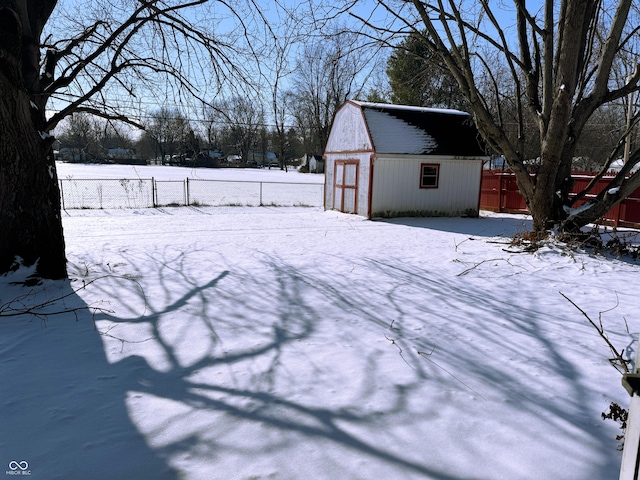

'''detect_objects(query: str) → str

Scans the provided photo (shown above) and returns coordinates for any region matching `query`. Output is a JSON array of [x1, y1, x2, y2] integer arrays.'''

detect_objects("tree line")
[[56, 31, 375, 168], [57, 26, 635, 177]]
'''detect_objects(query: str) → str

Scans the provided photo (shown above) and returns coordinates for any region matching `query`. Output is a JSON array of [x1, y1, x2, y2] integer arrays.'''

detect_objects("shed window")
[[420, 163, 440, 188]]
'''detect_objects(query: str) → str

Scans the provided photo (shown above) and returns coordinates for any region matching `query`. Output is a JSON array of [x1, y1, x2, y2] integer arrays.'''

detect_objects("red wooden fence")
[[480, 170, 640, 228]]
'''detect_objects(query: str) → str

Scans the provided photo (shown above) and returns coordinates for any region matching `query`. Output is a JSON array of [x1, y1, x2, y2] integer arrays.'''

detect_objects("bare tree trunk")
[[1, 0, 268, 278], [359, 0, 640, 235], [0, 2, 66, 279], [528, 173, 556, 232]]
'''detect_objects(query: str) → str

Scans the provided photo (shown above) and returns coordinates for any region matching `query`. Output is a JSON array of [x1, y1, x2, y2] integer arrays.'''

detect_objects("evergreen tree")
[[386, 33, 469, 111]]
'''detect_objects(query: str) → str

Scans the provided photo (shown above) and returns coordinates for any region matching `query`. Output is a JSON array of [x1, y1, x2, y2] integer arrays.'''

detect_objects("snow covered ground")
[[1, 164, 639, 479], [55, 162, 325, 183], [55, 163, 325, 209]]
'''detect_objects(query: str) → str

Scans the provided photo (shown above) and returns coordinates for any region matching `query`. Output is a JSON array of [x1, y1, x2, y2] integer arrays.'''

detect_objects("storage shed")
[[324, 101, 489, 218]]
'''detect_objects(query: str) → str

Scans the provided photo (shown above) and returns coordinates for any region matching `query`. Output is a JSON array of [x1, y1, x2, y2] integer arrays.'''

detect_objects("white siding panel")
[[325, 103, 373, 153], [333, 162, 344, 210], [325, 152, 371, 216], [325, 157, 334, 209], [357, 157, 371, 216], [370, 155, 482, 217]]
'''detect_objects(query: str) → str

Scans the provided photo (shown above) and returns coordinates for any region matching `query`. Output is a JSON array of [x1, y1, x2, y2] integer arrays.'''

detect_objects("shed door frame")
[[333, 159, 359, 213]]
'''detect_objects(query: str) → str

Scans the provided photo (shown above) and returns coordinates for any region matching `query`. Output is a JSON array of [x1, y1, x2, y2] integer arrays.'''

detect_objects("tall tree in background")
[[96, 121, 134, 153], [209, 96, 265, 165], [56, 113, 100, 162], [386, 33, 468, 111], [348, 0, 640, 233], [57, 113, 135, 162], [0, 0, 267, 278], [267, 13, 298, 170], [144, 108, 191, 164], [290, 32, 372, 154]]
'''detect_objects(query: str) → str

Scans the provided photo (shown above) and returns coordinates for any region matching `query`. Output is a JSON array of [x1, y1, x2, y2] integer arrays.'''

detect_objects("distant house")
[[58, 147, 88, 163], [201, 149, 224, 160], [324, 101, 489, 218], [107, 147, 144, 165], [299, 154, 324, 173], [193, 149, 224, 167], [245, 151, 277, 167], [309, 155, 324, 173]]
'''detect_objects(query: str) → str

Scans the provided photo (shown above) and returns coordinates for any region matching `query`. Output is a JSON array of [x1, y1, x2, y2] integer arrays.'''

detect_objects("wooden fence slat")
[[480, 171, 640, 229]]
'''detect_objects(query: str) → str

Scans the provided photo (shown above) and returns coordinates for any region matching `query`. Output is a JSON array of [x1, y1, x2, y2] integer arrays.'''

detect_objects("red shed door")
[[333, 160, 358, 213]]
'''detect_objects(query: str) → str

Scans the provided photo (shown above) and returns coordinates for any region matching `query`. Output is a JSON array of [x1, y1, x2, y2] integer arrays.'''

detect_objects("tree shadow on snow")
[[306, 254, 626, 479], [4, 237, 623, 479], [59, 246, 471, 480], [0, 276, 178, 479]]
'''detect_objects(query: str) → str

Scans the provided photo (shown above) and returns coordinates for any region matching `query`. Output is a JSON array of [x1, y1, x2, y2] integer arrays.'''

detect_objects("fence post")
[[620, 341, 640, 480], [152, 177, 156, 207], [59, 180, 65, 210], [186, 178, 190, 206], [260, 182, 263, 206], [498, 172, 503, 212]]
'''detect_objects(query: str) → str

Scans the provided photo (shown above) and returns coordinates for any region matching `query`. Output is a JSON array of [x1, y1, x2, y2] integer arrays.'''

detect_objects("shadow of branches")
[[65, 247, 465, 479], [0, 277, 178, 479], [3, 210, 632, 480]]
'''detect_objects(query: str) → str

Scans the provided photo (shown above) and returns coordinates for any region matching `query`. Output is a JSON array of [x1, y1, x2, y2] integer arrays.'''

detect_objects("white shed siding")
[[357, 157, 371, 215], [325, 102, 375, 215], [325, 158, 333, 209], [324, 103, 373, 153], [325, 152, 371, 215], [370, 155, 482, 217], [325, 101, 487, 218]]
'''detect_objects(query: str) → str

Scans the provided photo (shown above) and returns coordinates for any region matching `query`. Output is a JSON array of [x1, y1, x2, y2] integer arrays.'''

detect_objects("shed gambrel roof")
[[352, 101, 486, 157]]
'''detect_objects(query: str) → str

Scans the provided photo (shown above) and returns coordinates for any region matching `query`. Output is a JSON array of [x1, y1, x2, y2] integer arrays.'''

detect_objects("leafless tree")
[[144, 107, 191, 164], [335, 0, 640, 233], [208, 95, 265, 165], [266, 15, 299, 171], [0, 0, 267, 278], [56, 113, 101, 161], [289, 31, 375, 154]]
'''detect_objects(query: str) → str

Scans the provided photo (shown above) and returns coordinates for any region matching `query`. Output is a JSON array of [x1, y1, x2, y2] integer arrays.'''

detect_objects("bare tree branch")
[[560, 291, 630, 375]]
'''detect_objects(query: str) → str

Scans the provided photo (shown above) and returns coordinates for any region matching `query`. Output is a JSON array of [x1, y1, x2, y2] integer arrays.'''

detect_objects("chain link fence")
[[59, 178, 325, 210], [59, 178, 154, 209]]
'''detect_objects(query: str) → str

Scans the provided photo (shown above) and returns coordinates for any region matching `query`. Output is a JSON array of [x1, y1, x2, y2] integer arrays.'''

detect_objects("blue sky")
[[44, 0, 552, 134]]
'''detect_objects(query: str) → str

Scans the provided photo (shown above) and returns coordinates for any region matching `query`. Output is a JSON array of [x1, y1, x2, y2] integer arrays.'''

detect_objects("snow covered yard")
[[1, 179, 639, 478], [55, 163, 325, 209]]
